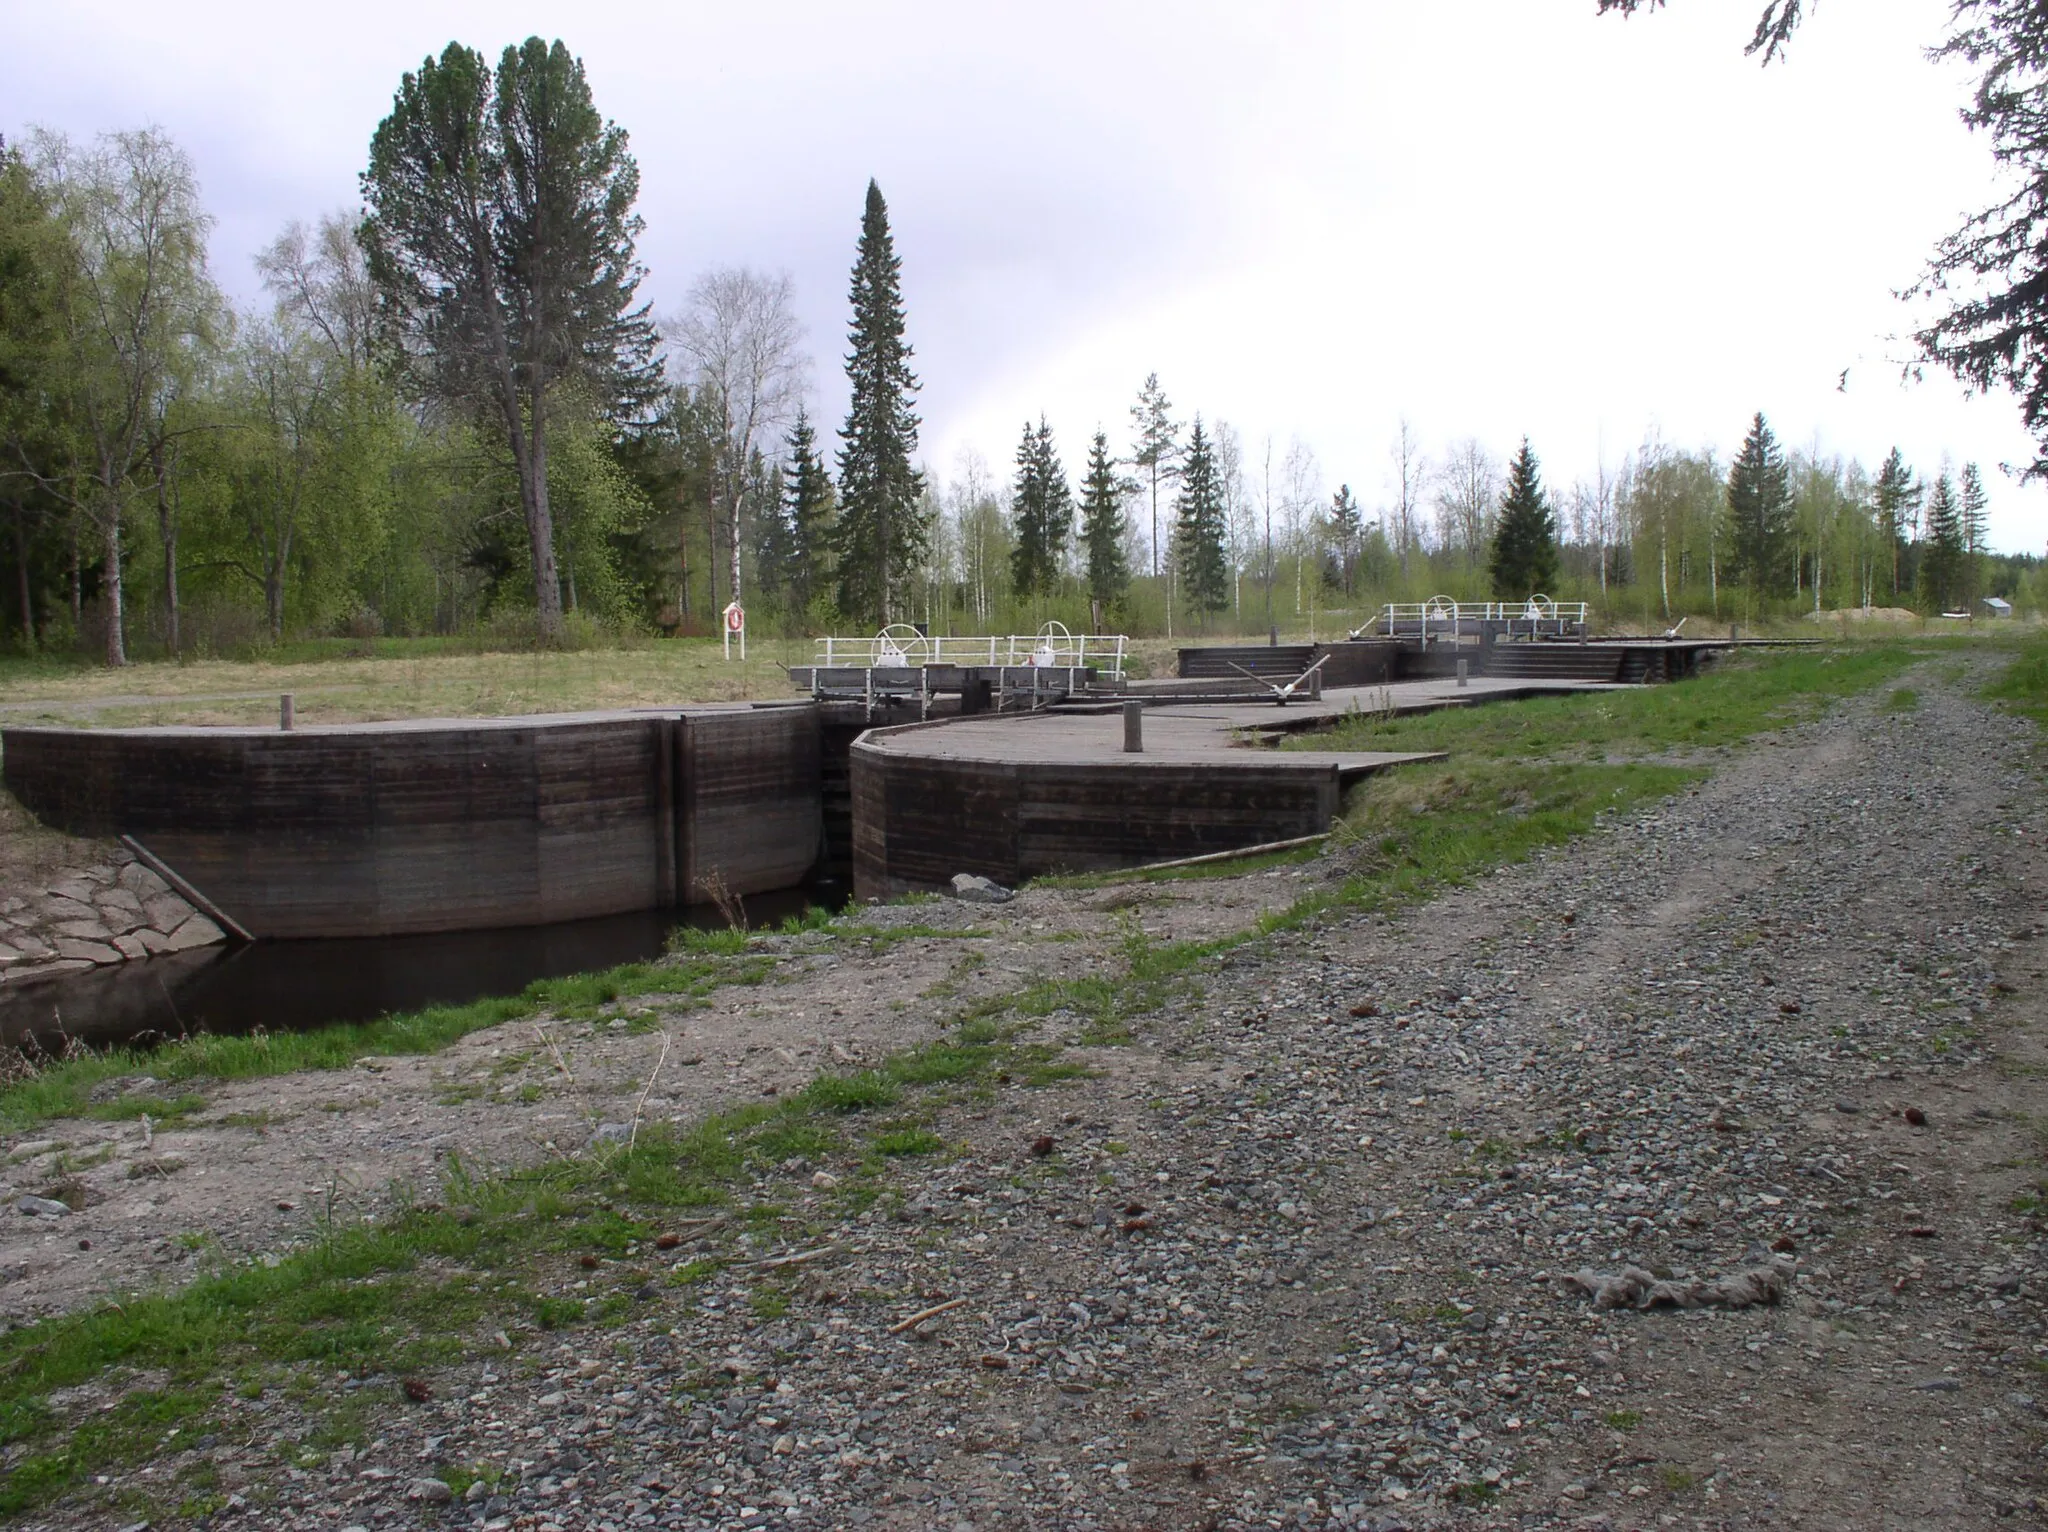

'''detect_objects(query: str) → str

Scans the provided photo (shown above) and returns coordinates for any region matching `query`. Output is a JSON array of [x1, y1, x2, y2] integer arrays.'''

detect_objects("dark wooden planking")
[[678, 707, 822, 901], [0, 712, 815, 938], [850, 735, 1345, 898]]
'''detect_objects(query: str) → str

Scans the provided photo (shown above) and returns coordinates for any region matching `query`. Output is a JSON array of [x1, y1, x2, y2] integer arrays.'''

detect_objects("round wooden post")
[[280, 694, 295, 731], [1123, 700, 1144, 753]]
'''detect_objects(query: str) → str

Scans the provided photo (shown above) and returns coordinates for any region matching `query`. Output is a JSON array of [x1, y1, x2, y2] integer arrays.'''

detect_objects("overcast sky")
[[9, 0, 2043, 552]]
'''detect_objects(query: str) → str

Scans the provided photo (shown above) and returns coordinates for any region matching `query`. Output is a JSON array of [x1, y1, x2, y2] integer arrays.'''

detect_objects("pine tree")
[[1007, 416, 1071, 601], [1128, 373, 1179, 579], [1959, 461, 1989, 554], [1723, 411, 1793, 597], [1078, 429, 1130, 611], [778, 409, 835, 618], [833, 180, 926, 627], [1872, 447, 1919, 597], [1960, 460, 1989, 611], [1173, 417, 1229, 623], [1488, 438, 1560, 598], [1919, 472, 1966, 612], [1326, 484, 1361, 595]]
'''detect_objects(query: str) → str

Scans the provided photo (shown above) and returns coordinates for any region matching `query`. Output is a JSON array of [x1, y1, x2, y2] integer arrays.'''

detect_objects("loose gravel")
[[15, 654, 2048, 1531]]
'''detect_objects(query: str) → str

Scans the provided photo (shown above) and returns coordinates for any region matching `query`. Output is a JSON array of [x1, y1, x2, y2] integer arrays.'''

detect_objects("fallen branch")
[[629, 1029, 675, 1152], [889, 1295, 970, 1334], [756, 1241, 852, 1271]]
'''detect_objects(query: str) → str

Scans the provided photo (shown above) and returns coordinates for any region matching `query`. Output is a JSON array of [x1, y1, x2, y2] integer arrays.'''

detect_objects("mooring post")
[[279, 693, 295, 731], [1123, 700, 1144, 753], [1456, 657, 1469, 689]]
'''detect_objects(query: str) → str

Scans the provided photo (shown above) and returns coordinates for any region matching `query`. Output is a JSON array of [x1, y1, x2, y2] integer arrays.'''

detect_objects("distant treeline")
[[1, 94, 2034, 663]]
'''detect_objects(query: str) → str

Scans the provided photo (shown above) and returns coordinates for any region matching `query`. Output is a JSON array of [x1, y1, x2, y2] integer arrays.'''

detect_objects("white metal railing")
[[1358, 595, 1588, 638], [813, 622, 1126, 679]]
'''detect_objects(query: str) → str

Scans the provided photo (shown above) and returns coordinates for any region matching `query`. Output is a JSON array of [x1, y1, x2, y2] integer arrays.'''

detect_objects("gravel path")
[[19, 655, 2048, 1531]]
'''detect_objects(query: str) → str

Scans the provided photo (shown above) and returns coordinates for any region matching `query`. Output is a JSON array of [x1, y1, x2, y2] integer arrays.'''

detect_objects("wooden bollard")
[[1456, 657, 1469, 688], [280, 693, 295, 731], [1123, 700, 1144, 753]]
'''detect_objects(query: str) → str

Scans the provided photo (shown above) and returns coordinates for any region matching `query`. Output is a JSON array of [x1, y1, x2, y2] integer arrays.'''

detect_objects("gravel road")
[[17, 654, 2048, 1531]]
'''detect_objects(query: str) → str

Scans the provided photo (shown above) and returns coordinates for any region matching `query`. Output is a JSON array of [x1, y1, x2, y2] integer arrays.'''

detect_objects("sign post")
[[723, 601, 745, 661]]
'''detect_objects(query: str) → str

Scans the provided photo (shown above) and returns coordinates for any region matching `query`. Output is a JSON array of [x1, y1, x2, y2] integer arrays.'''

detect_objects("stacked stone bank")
[[0, 852, 226, 986]]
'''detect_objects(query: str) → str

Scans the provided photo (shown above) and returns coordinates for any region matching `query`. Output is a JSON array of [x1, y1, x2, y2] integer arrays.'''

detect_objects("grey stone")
[[949, 873, 1015, 904], [52, 919, 114, 943], [113, 933, 148, 961], [407, 1477, 454, 1504], [158, 915, 224, 953], [143, 894, 196, 933], [18, 1196, 72, 1217], [118, 862, 170, 898], [590, 1122, 634, 1145], [52, 938, 121, 965], [88, 1074, 163, 1104]]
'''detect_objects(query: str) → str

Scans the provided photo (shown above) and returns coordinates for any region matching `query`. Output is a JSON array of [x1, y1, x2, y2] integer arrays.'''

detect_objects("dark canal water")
[[0, 885, 835, 1054]]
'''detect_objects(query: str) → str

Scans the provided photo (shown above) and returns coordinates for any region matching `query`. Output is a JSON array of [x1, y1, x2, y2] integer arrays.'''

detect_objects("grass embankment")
[[0, 634, 1186, 728], [0, 913, 993, 1133], [1984, 629, 2048, 725], [0, 640, 1929, 1521]]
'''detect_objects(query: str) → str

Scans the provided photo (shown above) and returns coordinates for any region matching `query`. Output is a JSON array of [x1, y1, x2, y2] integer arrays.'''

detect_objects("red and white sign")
[[722, 602, 746, 659]]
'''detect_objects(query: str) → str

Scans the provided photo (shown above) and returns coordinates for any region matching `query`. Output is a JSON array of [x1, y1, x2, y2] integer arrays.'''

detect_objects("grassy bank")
[[0, 938, 779, 1134], [0, 1028, 1024, 1519]]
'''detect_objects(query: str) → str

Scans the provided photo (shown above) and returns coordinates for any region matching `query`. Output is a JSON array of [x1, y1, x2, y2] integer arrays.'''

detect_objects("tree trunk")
[[100, 492, 126, 667], [520, 423, 565, 644], [267, 567, 285, 644], [69, 518, 82, 631], [728, 489, 743, 616], [153, 442, 180, 657], [11, 504, 34, 651], [159, 490, 179, 657]]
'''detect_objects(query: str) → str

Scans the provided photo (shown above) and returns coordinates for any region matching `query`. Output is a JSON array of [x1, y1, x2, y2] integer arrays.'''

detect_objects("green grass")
[[1885, 686, 1920, 713], [1299, 642, 1921, 762], [1986, 633, 2048, 726]]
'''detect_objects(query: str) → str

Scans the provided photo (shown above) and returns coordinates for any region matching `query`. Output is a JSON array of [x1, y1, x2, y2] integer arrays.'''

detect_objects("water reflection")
[[0, 886, 832, 1053]]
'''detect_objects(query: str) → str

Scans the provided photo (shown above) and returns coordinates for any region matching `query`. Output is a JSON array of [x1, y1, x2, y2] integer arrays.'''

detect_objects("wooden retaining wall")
[[850, 737, 1340, 900], [1, 708, 821, 940]]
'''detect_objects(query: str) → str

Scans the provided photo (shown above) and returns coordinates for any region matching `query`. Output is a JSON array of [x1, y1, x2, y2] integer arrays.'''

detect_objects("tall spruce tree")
[[1128, 372, 1179, 579], [1078, 428, 1130, 610], [1919, 472, 1967, 611], [1173, 417, 1229, 623], [1723, 411, 1793, 597], [1959, 461, 1989, 554], [833, 180, 925, 627], [1488, 438, 1560, 598], [1327, 483, 1362, 595], [1007, 415, 1070, 602], [1872, 447, 1919, 597], [777, 408, 834, 618]]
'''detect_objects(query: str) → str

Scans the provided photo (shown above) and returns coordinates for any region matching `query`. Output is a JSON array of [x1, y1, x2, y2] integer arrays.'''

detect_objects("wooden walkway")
[[863, 676, 1625, 773]]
